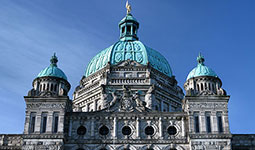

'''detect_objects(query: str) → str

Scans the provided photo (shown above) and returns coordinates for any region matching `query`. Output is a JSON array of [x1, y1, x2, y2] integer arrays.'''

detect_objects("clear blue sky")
[[0, 0, 254, 134]]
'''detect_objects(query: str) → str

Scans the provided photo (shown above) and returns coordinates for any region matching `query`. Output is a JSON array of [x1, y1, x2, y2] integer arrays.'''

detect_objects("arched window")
[[201, 83, 203, 91], [205, 83, 207, 90], [197, 84, 200, 91], [43, 84, 45, 90], [40, 84, 42, 91], [208, 83, 211, 90]]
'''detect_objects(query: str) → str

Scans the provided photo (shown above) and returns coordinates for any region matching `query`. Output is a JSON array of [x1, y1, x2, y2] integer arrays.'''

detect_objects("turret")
[[184, 53, 226, 96], [23, 53, 71, 149], [183, 53, 231, 149], [28, 53, 70, 97]]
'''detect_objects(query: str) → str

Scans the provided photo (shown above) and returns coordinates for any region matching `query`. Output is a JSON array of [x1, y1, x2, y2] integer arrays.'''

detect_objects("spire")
[[197, 52, 205, 65], [119, 0, 139, 41], [50, 53, 58, 67]]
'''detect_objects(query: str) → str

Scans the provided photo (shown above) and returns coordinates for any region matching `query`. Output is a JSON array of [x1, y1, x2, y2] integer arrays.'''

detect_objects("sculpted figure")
[[133, 91, 145, 107], [145, 85, 155, 108]]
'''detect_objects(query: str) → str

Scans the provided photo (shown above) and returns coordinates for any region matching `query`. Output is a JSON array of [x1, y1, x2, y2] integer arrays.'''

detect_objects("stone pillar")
[[68, 118, 72, 136], [160, 100, 164, 112], [200, 112, 206, 133], [222, 113, 229, 133], [58, 112, 65, 133], [181, 117, 185, 136], [35, 112, 42, 133], [159, 117, 163, 138], [136, 117, 140, 139], [91, 118, 95, 137], [93, 100, 97, 111], [113, 117, 117, 139], [211, 111, 218, 133], [46, 111, 53, 133], [24, 111, 30, 134]]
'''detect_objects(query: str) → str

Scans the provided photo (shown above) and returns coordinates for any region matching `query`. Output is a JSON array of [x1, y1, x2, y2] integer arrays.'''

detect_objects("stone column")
[[181, 117, 185, 136], [113, 117, 117, 139], [58, 112, 65, 133], [35, 112, 42, 133], [46, 111, 53, 133], [136, 117, 140, 139], [91, 118, 95, 137], [159, 117, 163, 138], [200, 112, 206, 133], [23, 111, 30, 134], [160, 100, 164, 112], [211, 111, 218, 133], [68, 118, 72, 136]]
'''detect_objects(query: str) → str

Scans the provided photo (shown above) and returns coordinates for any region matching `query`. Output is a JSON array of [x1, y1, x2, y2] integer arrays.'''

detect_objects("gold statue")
[[126, 0, 131, 14]]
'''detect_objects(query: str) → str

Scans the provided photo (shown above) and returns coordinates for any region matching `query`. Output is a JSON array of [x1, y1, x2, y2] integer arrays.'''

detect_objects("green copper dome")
[[84, 12, 172, 77], [85, 40, 172, 77], [37, 53, 68, 81], [186, 53, 217, 80]]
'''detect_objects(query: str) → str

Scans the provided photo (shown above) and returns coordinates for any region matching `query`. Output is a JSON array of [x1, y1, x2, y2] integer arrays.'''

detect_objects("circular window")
[[99, 125, 109, 136], [145, 126, 154, 135], [167, 126, 177, 135], [122, 126, 132, 135], [77, 126, 86, 135]]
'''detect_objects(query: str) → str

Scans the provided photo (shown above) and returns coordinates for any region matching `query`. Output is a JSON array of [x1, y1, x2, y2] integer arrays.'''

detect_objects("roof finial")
[[50, 52, 58, 67], [197, 52, 205, 65], [126, 0, 131, 14]]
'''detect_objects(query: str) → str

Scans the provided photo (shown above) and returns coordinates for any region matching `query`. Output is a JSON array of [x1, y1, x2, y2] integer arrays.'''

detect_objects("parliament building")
[[0, 2, 254, 150]]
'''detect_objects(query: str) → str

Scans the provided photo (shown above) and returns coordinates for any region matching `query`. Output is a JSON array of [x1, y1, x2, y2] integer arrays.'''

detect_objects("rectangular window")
[[194, 113, 200, 133], [29, 112, 36, 133], [53, 112, 59, 133], [217, 115, 223, 133], [133, 26, 136, 34], [206, 115, 211, 133], [41, 113, 47, 133], [127, 25, 131, 34]]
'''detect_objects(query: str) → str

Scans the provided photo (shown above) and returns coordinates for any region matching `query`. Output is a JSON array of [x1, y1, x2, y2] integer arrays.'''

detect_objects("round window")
[[77, 126, 86, 135], [167, 126, 177, 135], [145, 126, 154, 135], [99, 125, 109, 135], [122, 126, 132, 135]]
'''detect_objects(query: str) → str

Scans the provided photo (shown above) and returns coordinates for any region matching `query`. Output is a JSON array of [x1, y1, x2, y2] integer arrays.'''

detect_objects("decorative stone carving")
[[26, 102, 66, 109]]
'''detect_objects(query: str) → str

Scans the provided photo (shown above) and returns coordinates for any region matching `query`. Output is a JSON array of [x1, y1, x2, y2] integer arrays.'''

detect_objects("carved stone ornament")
[[27, 102, 66, 109], [199, 90, 216, 96], [188, 102, 227, 109], [104, 86, 147, 113]]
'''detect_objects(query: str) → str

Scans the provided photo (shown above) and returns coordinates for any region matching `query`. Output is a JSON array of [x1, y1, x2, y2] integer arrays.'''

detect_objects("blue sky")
[[0, 0, 254, 134]]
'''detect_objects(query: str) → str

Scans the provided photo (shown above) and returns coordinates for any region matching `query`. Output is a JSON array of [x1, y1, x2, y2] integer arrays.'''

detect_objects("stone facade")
[[0, 5, 254, 150]]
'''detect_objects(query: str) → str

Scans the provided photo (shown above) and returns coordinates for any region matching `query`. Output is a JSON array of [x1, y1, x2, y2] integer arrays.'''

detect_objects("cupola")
[[119, 1, 139, 41], [28, 53, 70, 97], [184, 53, 226, 96]]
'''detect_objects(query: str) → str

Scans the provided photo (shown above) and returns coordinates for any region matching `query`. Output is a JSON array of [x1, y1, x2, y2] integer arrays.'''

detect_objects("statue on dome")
[[126, 0, 131, 14]]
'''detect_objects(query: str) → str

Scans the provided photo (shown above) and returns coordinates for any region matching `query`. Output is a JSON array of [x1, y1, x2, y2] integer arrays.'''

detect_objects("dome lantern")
[[119, 1, 139, 41]]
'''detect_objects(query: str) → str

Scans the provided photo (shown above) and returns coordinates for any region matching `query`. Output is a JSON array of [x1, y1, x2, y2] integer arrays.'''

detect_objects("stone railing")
[[0, 134, 22, 149], [232, 134, 255, 150]]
